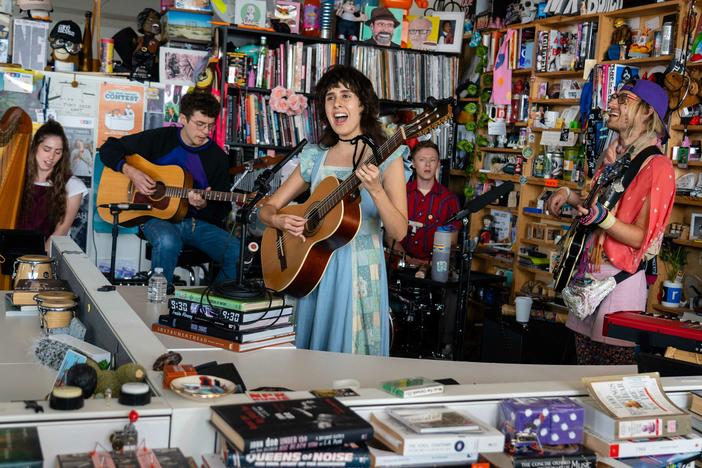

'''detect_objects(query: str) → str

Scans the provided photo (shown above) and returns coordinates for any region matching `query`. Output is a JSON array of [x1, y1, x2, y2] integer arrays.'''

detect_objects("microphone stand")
[[452, 214, 473, 361], [222, 139, 308, 299]]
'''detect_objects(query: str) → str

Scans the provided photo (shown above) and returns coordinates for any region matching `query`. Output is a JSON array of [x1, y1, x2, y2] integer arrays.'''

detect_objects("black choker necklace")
[[337, 136, 357, 143]]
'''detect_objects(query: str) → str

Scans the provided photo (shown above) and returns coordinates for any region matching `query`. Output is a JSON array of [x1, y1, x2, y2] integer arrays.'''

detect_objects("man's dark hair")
[[179, 92, 220, 120], [410, 140, 439, 159]]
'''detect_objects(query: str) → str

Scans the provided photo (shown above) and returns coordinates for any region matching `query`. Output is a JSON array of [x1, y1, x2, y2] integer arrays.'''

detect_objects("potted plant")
[[659, 241, 687, 307]]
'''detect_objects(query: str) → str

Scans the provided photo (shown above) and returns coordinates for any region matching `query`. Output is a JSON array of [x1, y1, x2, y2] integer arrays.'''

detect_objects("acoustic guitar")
[[261, 101, 452, 297], [97, 154, 250, 227], [551, 150, 634, 292]]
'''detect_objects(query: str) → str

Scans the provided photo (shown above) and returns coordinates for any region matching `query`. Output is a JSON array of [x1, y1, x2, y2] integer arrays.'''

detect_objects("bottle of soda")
[[302, 0, 321, 37]]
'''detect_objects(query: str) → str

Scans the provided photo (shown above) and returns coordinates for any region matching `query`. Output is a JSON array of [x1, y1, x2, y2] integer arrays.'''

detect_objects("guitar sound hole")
[[151, 182, 167, 200], [305, 214, 320, 235]]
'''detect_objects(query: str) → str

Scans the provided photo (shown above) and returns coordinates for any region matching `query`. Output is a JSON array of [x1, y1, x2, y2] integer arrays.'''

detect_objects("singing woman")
[[258, 65, 408, 355]]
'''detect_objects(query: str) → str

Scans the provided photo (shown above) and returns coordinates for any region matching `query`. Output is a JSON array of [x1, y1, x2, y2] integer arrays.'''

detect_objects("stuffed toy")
[[16, 0, 52, 20], [48, 20, 82, 72], [87, 360, 147, 398], [132, 7, 162, 81], [335, 0, 366, 40]]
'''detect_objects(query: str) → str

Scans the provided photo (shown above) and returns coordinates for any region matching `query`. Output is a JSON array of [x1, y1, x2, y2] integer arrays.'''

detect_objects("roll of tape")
[[332, 379, 360, 390]]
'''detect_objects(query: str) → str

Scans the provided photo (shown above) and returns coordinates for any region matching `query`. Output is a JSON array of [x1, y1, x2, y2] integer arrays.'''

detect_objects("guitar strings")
[[274, 131, 405, 247]]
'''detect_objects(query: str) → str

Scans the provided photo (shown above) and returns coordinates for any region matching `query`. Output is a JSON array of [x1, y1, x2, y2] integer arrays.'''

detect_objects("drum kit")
[[386, 251, 453, 359], [12, 254, 77, 333]]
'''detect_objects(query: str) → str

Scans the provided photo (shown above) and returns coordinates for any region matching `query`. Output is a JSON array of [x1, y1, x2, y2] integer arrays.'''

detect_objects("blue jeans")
[[142, 217, 239, 284]]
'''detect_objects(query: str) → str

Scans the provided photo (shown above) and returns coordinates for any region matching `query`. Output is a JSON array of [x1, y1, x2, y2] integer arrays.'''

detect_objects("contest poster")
[[97, 82, 144, 147]]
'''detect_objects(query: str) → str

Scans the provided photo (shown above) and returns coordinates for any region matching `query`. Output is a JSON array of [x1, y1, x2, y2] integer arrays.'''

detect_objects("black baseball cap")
[[50, 20, 82, 44]]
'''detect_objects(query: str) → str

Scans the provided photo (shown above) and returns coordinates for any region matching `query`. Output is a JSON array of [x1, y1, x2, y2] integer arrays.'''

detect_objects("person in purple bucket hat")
[[546, 78, 675, 365]]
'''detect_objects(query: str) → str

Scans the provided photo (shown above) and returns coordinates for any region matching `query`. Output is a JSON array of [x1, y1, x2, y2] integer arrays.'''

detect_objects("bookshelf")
[[460, 0, 687, 306], [218, 26, 460, 163]]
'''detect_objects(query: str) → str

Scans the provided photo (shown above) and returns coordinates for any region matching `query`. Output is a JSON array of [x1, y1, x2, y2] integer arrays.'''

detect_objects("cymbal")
[[229, 155, 284, 175]]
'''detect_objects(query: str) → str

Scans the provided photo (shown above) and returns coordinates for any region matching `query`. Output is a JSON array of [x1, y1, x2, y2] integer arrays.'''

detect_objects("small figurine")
[[48, 20, 82, 72], [16, 0, 52, 20], [132, 8, 162, 82], [608, 18, 632, 60], [335, 0, 367, 41], [518, 0, 536, 24], [479, 214, 496, 244]]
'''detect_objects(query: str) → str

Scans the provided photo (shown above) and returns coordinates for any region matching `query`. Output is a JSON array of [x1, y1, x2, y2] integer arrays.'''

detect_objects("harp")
[[0, 107, 33, 289]]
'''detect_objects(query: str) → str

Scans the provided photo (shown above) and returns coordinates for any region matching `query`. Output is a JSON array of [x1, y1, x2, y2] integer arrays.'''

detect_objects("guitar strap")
[[604, 145, 662, 284]]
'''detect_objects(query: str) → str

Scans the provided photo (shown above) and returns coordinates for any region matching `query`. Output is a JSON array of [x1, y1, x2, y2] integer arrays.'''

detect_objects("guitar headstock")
[[403, 100, 453, 140]]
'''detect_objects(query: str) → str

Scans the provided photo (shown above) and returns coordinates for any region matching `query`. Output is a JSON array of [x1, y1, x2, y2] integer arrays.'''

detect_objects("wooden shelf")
[[477, 172, 520, 182], [675, 196, 702, 207], [534, 70, 586, 78], [601, 0, 681, 18], [227, 142, 296, 151], [521, 238, 559, 249], [600, 55, 673, 66], [531, 98, 580, 105], [673, 238, 702, 249], [522, 210, 571, 223], [671, 125, 702, 132], [450, 168, 469, 177], [531, 127, 584, 133], [458, 97, 479, 102], [525, 176, 582, 190], [651, 303, 688, 316], [474, 253, 513, 269], [675, 160, 702, 167], [478, 147, 524, 154], [516, 264, 552, 278]]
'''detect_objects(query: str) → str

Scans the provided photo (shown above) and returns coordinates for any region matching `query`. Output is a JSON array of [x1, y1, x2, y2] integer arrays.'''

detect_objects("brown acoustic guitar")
[[97, 154, 250, 227], [261, 102, 452, 297]]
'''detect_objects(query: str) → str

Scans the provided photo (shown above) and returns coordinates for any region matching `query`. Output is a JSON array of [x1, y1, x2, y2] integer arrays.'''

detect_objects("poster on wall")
[[12, 19, 48, 72], [163, 84, 190, 127], [46, 77, 99, 118], [159, 47, 209, 87], [97, 82, 144, 147], [144, 86, 164, 130], [58, 116, 95, 251]]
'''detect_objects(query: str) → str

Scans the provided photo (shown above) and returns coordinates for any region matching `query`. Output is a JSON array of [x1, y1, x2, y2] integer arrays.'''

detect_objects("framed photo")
[[360, 6, 403, 47], [235, 0, 267, 27], [406, 15, 440, 50], [690, 213, 702, 241], [434, 11, 464, 53], [159, 47, 210, 87], [274, 1, 300, 34]]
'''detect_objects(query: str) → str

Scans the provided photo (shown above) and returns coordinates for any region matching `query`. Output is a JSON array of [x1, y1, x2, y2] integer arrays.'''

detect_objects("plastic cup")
[[515, 296, 533, 323]]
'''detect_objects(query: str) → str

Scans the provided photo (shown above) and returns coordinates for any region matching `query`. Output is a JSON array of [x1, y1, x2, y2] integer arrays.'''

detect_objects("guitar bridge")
[[276, 230, 287, 271]]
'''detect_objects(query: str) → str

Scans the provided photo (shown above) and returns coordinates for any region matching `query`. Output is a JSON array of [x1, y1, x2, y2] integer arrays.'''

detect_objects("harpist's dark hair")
[[314, 65, 386, 148]]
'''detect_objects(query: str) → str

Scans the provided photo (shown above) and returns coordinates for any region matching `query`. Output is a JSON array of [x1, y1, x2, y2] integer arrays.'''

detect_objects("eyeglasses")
[[608, 92, 639, 105], [409, 29, 431, 36], [49, 37, 81, 54], [190, 120, 216, 131]]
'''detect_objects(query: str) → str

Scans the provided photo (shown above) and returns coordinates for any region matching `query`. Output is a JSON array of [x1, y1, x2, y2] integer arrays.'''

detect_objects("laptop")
[[0, 229, 46, 275]]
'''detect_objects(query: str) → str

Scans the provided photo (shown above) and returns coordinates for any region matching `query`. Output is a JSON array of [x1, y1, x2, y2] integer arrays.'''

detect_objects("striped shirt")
[[401, 179, 460, 261]]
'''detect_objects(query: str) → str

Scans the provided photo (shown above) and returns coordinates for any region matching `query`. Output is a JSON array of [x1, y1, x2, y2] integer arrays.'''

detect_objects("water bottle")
[[148, 267, 168, 303], [431, 226, 452, 283]]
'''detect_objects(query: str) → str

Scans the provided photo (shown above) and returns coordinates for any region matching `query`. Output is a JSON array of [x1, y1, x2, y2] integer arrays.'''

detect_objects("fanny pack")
[[562, 264, 644, 319]]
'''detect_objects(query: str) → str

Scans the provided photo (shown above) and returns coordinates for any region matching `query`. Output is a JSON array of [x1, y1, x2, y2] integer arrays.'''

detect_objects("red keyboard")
[[604, 311, 702, 352]]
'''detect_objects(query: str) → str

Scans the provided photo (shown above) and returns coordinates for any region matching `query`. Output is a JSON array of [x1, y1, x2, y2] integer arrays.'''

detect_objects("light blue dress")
[[294, 144, 408, 355]]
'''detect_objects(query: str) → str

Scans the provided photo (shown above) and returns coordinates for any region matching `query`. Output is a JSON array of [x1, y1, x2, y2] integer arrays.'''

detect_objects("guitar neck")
[[315, 129, 406, 218], [165, 186, 247, 204]]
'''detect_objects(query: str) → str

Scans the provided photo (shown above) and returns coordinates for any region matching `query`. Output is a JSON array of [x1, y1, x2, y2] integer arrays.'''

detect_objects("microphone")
[[99, 203, 152, 211], [444, 181, 515, 225]]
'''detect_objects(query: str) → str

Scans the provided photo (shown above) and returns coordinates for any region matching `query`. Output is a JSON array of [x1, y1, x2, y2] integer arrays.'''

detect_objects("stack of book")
[[151, 287, 295, 352], [207, 397, 373, 467], [580, 373, 702, 467], [368, 405, 505, 466]]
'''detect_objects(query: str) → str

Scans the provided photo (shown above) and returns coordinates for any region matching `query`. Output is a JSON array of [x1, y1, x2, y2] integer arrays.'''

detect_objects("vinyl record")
[[196, 67, 213, 89]]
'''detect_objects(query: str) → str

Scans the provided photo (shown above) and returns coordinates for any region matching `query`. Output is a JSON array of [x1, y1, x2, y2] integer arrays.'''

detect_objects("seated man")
[[398, 140, 460, 273], [99, 92, 239, 287]]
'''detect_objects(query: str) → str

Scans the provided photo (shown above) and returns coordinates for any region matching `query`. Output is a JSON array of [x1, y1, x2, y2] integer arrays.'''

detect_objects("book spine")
[[151, 323, 240, 351], [168, 297, 243, 324], [159, 314, 248, 342], [514, 453, 597, 468], [401, 386, 444, 398], [224, 446, 371, 467], [173, 290, 255, 311], [244, 426, 373, 454]]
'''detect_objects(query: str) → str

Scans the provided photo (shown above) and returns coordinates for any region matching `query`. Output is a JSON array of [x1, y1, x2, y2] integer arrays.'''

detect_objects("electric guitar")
[[97, 154, 250, 227], [552, 153, 633, 293], [261, 101, 453, 297]]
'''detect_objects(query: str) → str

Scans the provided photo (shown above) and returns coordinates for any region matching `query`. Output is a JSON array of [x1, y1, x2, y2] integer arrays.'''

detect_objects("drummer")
[[395, 140, 460, 277]]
